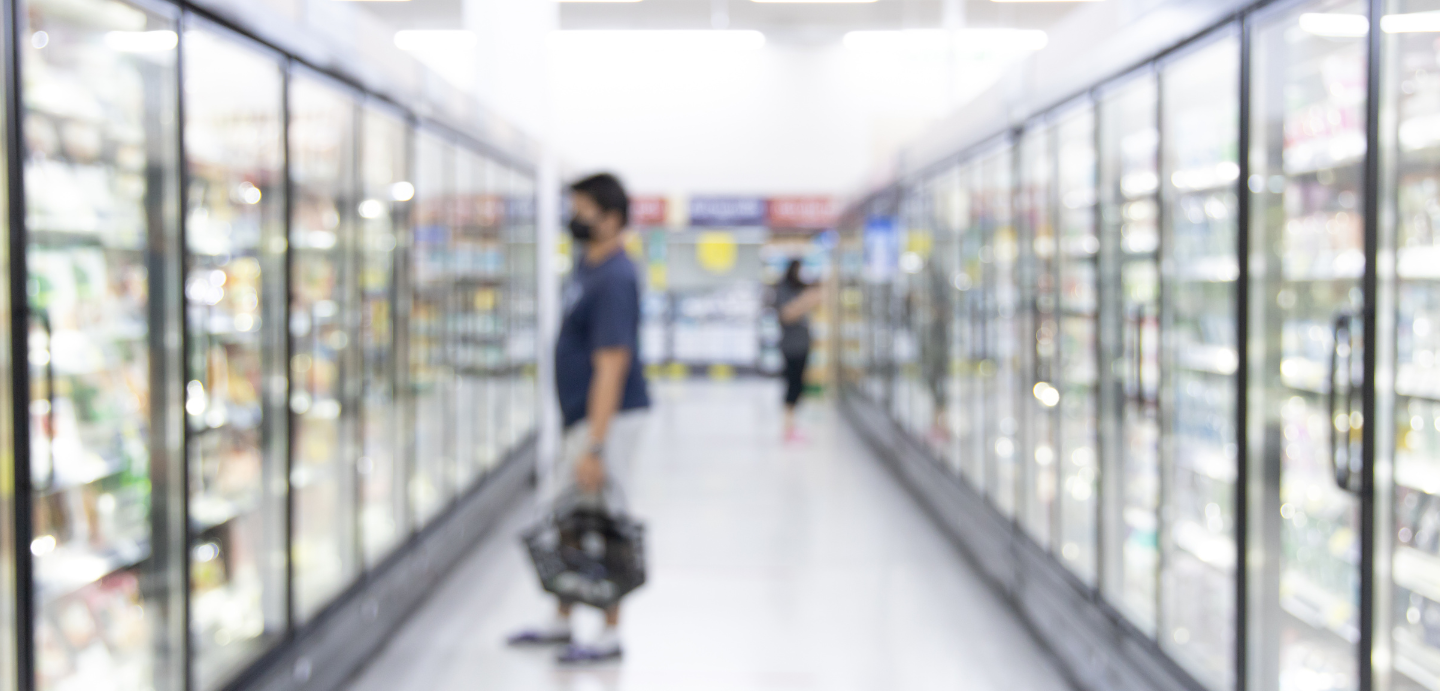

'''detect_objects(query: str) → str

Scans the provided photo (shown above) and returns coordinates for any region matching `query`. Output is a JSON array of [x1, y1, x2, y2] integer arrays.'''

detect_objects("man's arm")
[[574, 346, 630, 492], [780, 287, 823, 324]]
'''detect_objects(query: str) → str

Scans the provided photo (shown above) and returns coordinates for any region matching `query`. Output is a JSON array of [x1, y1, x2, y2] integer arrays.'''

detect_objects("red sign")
[[630, 196, 667, 227], [767, 196, 838, 229]]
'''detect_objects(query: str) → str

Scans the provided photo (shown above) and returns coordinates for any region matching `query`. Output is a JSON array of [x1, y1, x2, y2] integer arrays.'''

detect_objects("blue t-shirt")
[[556, 250, 651, 428]]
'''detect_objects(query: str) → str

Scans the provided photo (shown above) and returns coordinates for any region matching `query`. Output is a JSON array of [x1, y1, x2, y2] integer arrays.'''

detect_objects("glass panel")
[[1247, 2, 1367, 689], [1379, 2, 1440, 690], [410, 133, 453, 523], [1056, 105, 1100, 583], [489, 162, 513, 460], [508, 169, 538, 447], [1020, 126, 1058, 547], [1160, 34, 1241, 690], [1100, 74, 1161, 633], [359, 106, 408, 567], [452, 150, 487, 488], [183, 27, 287, 689], [927, 171, 961, 471], [983, 147, 1019, 518], [288, 74, 358, 622], [22, 1, 181, 688], [898, 186, 932, 441], [958, 163, 986, 485]]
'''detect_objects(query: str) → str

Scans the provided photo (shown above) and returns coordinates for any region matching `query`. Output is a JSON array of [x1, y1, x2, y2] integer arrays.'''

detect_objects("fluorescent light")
[[991, 0, 1099, 2], [843, 28, 1047, 52], [394, 30, 478, 51], [752, 0, 876, 4], [561, 0, 643, 3], [1298, 13, 1369, 37], [1383, 11, 1440, 33], [550, 30, 766, 50], [104, 30, 177, 53]]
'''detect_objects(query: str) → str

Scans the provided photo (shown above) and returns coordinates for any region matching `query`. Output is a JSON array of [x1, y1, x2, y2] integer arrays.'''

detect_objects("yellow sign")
[[696, 231, 737, 274], [625, 232, 644, 260], [648, 264, 668, 291], [906, 231, 933, 258]]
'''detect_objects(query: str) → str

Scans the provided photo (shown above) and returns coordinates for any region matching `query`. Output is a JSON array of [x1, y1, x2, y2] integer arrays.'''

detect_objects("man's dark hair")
[[570, 173, 629, 227]]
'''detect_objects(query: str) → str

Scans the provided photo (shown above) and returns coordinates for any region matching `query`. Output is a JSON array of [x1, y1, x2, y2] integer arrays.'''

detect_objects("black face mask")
[[568, 216, 593, 242]]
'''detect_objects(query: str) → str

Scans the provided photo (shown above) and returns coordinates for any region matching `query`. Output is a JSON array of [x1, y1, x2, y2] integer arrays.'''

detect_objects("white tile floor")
[[344, 381, 1074, 691]]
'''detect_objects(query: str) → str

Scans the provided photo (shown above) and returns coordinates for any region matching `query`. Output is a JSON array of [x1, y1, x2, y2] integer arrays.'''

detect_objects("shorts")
[[545, 409, 649, 512]]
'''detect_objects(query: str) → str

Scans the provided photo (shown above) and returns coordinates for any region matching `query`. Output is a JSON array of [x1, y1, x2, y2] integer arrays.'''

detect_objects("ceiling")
[[358, 0, 1086, 39]]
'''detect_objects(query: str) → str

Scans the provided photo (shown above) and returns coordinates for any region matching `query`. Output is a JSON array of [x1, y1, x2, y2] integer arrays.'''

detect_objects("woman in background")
[[774, 259, 822, 441]]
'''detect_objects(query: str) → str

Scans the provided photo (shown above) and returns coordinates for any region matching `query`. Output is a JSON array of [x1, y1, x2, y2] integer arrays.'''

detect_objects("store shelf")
[[35, 541, 150, 605]]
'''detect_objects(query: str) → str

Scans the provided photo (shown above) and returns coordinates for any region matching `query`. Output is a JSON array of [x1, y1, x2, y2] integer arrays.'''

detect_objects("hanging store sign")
[[630, 196, 667, 227], [767, 196, 838, 229], [689, 196, 766, 227]]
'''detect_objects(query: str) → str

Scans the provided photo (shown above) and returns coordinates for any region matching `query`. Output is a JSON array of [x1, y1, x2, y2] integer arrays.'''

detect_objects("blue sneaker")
[[556, 640, 623, 664], [506, 626, 572, 646]]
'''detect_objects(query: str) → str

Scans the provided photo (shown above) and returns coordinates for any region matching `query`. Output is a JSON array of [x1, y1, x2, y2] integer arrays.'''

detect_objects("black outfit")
[[774, 281, 813, 407]]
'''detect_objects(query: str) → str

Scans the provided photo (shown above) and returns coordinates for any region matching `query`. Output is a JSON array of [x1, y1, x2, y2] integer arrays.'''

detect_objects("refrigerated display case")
[[896, 188, 931, 441], [508, 169, 538, 448], [957, 163, 986, 486], [1379, 2, 1440, 689], [928, 171, 962, 473], [1100, 73, 1161, 635], [182, 24, 288, 689], [357, 104, 408, 568], [409, 132, 454, 524], [287, 72, 358, 623], [1020, 124, 1058, 548], [1055, 103, 1100, 584], [451, 149, 492, 490], [1159, 33, 1241, 691], [22, 0, 183, 687], [982, 146, 1020, 519], [1248, 2, 1368, 689]]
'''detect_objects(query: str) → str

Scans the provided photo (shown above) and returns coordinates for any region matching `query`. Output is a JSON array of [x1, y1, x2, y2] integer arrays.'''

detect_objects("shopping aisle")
[[344, 381, 1073, 691]]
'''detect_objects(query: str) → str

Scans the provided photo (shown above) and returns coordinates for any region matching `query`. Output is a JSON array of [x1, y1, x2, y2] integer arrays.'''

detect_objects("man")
[[508, 173, 650, 664]]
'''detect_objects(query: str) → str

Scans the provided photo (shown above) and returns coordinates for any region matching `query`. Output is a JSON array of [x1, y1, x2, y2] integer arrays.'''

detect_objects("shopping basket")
[[522, 491, 646, 610]]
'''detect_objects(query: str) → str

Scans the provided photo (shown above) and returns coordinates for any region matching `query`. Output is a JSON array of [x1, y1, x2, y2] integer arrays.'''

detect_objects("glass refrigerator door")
[[1159, 34, 1241, 690], [22, 1, 182, 687], [984, 148, 1020, 518], [1248, 3, 1368, 689], [1100, 74, 1161, 634], [1056, 104, 1100, 583], [410, 133, 453, 523], [1379, 2, 1440, 689], [929, 171, 962, 473], [487, 160, 512, 460], [358, 105, 407, 567], [1020, 126, 1059, 547], [451, 150, 486, 488], [183, 26, 287, 689], [899, 189, 933, 441], [288, 73, 358, 623], [508, 170, 538, 449], [959, 164, 986, 485]]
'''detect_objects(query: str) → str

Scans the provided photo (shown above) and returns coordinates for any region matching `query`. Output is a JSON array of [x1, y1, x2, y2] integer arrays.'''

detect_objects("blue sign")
[[863, 216, 897, 282], [689, 197, 766, 227]]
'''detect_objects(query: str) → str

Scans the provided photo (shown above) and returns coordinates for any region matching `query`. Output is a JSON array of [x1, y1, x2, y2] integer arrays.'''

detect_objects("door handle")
[[1327, 311, 1360, 494]]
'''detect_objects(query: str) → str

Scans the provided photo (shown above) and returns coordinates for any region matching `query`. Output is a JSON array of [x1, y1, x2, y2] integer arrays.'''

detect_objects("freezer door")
[[183, 24, 289, 690], [1020, 125, 1059, 549], [984, 147, 1020, 518], [1100, 74, 1162, 635], [1247, 2, 1369, 689], [287, 72, 360, 624], [1056, 105, 1100, 585], [358, 105, 408, 569], [410, 132, 455, 525], [1159, 31, 1241, 691], [21, 0, 184, 688]]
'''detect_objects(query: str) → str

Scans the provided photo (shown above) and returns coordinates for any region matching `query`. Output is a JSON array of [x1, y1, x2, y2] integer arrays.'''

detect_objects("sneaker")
[[557, 641, 623, 664], [507, 625, 573, 646], [784, 428, 809, 444]]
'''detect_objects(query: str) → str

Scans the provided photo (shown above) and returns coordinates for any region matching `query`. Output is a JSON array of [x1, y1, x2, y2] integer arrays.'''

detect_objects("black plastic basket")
[[522, 502, 646, 610]]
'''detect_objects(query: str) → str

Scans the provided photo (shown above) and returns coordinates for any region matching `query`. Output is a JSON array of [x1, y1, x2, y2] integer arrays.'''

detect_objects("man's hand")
[[575, 450, 606, 493]]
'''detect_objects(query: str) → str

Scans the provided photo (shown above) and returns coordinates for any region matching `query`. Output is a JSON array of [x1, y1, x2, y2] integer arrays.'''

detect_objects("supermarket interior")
[[14, 0, 1440, 690]]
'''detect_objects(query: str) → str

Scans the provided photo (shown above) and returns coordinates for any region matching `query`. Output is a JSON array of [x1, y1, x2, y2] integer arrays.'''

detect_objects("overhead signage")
[[630, 196, 667, 227], [689, 196, 766, 227], [767, 196, 837, 229]]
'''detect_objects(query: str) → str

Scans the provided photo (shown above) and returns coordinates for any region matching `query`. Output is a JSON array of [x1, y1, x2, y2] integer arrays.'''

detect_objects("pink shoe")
[[784, 428, 809, 444]]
